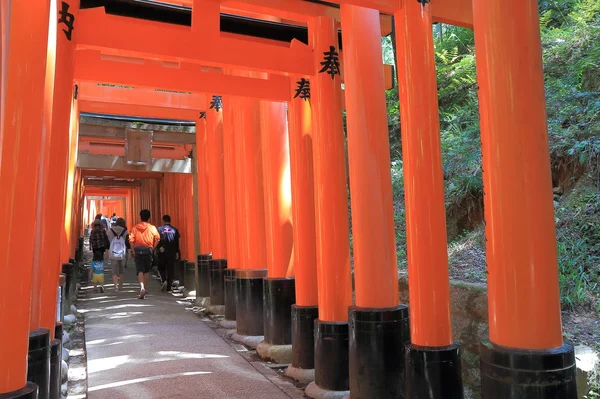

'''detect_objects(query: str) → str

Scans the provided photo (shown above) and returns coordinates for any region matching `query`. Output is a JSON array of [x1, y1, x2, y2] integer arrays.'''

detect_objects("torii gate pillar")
[[195, 117, 213, 299], [395, 0, 464, 397], [473, 0, 577, 396], [0, 1, 52, 398], [233, 94, 268, 338], [340, 4, 411, 399], [285, 76, 319, 378], [305, 15, 353, 398], [205, 96, 228, 307]]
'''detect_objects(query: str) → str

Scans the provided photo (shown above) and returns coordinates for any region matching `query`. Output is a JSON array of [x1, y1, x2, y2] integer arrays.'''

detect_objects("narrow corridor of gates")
[[78, 243, 305, 399], [0, 0, 579, 399]]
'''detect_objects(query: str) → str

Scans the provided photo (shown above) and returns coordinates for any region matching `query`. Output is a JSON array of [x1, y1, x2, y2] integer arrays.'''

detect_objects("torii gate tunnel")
[[0, 0, 578, 398]]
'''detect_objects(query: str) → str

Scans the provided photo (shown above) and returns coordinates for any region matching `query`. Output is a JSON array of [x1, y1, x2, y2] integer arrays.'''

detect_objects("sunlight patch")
[[88, 355, 130, 373], [88, 371, 212, 392]]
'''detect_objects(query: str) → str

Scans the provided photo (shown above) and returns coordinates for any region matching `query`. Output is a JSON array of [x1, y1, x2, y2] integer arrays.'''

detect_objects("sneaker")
[[119, 282, 124, 290], [161, 281, 167, 292], [99, 286, 105, 293], [138, 289, 147, 299], [115, 286, 119, 292]]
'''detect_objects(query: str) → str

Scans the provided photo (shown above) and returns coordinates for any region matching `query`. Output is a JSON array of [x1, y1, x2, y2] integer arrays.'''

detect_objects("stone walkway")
[[79, 262, 304, 399]]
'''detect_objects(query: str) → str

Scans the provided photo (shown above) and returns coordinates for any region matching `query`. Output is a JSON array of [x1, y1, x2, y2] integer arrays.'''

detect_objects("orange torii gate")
[[77, 82, 206, 120], [0, 1, 577, 399]]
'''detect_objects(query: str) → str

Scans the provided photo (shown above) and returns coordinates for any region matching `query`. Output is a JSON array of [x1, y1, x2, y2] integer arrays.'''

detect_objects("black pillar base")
[[235, 269, 267, 336], [61, 263, 74, 306], [58, 277, 66, 322], [177, 260, 187, 288], [263, 278, 296, 345], [77, 260, 86, 285], [49, 339, 61, 399], [224, 269, 237, 321], [209, 259, 227, 305], [291, 305, 318, 369], [406, 343, 463, 399], [68, 259, 80, 289], [196, 254, 212, 298], [480, 340, 578, 398], [51, 323, 63, 399], [314, 320, 349, 391], [54, 323, 63, 343], [0, 382, 38, 399], [186, 262, 196, 292], [27, 328, 51, 399], [349, 305, 410, 399]]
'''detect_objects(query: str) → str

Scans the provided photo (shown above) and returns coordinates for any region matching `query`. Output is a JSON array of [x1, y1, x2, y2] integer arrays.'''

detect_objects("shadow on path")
[[80, 261, 303, 399]]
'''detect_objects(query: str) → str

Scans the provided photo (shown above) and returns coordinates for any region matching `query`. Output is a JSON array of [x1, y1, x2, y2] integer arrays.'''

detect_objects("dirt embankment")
[[396, 158, 599, 350]]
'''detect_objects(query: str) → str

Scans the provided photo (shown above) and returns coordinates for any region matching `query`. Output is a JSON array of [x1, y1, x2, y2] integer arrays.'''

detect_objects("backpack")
[[109, 229, 127, 260]]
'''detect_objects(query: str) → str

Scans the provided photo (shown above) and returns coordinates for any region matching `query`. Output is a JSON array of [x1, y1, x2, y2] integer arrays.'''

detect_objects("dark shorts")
[[93, 248, 105, 261], [134, 246, 154, 274]]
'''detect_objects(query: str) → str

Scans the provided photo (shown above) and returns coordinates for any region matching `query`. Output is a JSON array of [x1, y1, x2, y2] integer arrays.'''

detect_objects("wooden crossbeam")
[[81, 169, 164, 179], [84, 188, 135, 197], [79, 100, 201, 121], [84, 178, 142, 187], [74, 51, 292, 102], [78, 82, 206, 109], [77, 154, 193, 173], [79, 122, 196, 145], [430, 0, 473, 28], [222, 0, 340, 21], [76, 7, 314, 76]]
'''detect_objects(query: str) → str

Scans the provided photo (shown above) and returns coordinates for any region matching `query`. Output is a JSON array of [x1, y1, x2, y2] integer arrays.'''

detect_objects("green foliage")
[[543, 0, 600, 177], [556, 235, 599, 309], [434, 27, 483, 209], [386, 88, 402, 160], [386, 25, 483, 209], [381, 36, 396, 66], [555, 177, 600, 310], [390, 161, 408, 266], [538, 0, 579, 28], [542, 1, 600, 310], [385, 0, 600, 310]]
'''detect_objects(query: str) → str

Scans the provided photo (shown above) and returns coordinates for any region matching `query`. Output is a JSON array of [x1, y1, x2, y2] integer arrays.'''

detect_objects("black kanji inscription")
[[319, 46, 341, 79], [293, 78, 310, 101], [58, 1, 75, 41], [209, 95, 222, 112]]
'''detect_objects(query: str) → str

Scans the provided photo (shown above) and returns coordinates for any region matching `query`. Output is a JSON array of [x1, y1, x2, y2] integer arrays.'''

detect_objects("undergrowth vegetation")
[[555, 176, 600, 311], [383, 0, 600, 312]]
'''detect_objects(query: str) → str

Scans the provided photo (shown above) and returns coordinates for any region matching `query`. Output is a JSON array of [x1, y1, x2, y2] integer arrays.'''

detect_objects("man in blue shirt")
[[96, 213, 110, 231]]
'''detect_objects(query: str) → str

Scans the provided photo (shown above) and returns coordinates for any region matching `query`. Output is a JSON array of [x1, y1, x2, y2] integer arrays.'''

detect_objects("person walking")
[[108, 217, 129, 292], [129, 209, 160, 299], [89, 259, 105, 293], [98, 213, 110, 231], [157, 215, 181, 293], [110, 213, 118, 228], [89, 219, 109, 293]]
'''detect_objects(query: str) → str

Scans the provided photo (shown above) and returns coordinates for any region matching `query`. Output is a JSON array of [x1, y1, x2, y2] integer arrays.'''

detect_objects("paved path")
[[80, 262, 302, 399]]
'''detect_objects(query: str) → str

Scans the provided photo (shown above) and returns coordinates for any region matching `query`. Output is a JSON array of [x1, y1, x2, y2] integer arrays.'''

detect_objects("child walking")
[[90, 259, 105, 293], [89, 219, 109, 293]]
